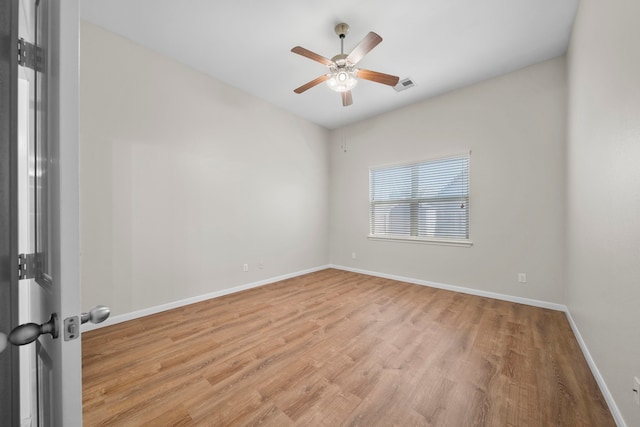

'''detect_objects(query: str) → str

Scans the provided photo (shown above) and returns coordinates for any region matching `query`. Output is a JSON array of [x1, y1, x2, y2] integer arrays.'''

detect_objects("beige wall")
[[80, 22, 330, 316], [80, 12, 639, 423], [329, 58, 567, 304], [567, 0, 640, 425]]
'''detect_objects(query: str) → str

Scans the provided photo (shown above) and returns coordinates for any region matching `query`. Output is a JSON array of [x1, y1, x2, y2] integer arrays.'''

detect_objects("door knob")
[[8, 313, 59, 346], [0, 333, 7, 353], [63, 305, 111, 341], [81, 305, 110, 324]]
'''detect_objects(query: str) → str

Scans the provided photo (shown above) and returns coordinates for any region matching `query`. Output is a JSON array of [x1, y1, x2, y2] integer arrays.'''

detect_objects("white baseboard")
[[329, 264, 567, 311], [565, 311, 626, 427], [81, 264, 331, 332]]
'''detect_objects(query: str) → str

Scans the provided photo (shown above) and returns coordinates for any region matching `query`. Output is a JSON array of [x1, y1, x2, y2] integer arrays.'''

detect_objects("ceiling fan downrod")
[[335, 22, 349, 55]]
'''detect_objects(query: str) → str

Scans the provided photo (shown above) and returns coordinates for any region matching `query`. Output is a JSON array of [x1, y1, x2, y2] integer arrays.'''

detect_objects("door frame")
[[44, 0, 83, 425], [0, 0, 21, 424]]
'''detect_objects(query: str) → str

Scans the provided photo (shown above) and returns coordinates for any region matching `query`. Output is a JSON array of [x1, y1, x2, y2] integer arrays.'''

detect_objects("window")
[[369, 154, 471, 246]]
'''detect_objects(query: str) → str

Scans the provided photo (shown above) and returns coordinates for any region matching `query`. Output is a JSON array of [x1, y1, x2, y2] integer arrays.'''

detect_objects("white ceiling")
[[80, 0, 578, 130]]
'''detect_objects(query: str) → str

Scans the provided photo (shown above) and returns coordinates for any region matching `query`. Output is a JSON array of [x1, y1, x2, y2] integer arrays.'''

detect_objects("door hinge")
[[18, 38, 44, 72], [18, 253, 40, 280]]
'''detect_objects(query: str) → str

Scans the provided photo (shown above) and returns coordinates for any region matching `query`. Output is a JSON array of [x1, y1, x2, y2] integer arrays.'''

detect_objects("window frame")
[[368, 153, 473, 247]]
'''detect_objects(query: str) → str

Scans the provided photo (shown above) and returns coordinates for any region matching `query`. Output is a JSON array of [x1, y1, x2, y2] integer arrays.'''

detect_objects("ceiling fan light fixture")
[[326, 70, 357, 92]]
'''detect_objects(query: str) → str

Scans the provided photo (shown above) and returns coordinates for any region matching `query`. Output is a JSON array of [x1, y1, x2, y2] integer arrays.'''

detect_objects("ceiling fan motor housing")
[[331, 53, 349, 66]]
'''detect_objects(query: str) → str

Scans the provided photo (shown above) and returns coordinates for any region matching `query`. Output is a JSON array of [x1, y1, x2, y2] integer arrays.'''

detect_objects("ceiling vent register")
[[394, 78, 416, 92]]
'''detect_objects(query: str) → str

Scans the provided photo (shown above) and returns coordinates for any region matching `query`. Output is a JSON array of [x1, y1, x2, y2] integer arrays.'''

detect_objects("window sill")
[[367, 235, 473, 247]]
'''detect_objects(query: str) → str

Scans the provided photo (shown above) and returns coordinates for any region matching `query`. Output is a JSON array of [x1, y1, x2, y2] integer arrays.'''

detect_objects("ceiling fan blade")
[[346, 32, 383, 65], [291, 46, 334, 66], [341, 90, 353, 107], [356, 69, 400, 87], [294, 74, 330, 94]]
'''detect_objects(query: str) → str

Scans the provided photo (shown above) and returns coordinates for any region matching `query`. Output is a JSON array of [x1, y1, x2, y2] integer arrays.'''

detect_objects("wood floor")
[[82, 269, 614, 426]]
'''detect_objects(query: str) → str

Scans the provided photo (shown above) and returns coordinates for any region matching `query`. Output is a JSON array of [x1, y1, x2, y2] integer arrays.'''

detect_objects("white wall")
[[329, 58, 567, 304], [80, 22, 330, 316], [567, 1, 640, 425]]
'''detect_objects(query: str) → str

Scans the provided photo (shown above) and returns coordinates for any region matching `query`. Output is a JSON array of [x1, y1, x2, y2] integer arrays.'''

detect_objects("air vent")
[[394, 78, 416, 92]]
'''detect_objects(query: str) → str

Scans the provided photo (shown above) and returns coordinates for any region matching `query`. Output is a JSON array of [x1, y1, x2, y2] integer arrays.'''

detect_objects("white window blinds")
[[369, 154, 470, 243]]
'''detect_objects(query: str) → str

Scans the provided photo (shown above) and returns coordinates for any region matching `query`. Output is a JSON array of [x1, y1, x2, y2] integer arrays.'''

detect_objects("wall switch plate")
[[518, 273, 527, 283], [633, 377, 640, 406], [243, 263, 249, 272]]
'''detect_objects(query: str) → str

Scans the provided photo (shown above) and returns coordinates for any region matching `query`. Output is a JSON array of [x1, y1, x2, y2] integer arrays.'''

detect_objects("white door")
[[0, 0, 83, 425]]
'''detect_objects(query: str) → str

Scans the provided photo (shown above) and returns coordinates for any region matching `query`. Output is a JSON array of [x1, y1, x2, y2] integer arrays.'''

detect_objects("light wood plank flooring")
[[83, 268, 614, 426]]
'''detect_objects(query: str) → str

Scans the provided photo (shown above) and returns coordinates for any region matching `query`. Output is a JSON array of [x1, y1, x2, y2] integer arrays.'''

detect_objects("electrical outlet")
[[258, 261, 264, 270], [633, 377, 640, 406], [518, 273, 527, 283], [243, 264, 249, 272], [352, 252, 357, 259]]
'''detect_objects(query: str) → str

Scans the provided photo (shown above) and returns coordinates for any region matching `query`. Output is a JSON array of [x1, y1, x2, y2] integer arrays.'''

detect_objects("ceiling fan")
[[291, 23, 400, 107]]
